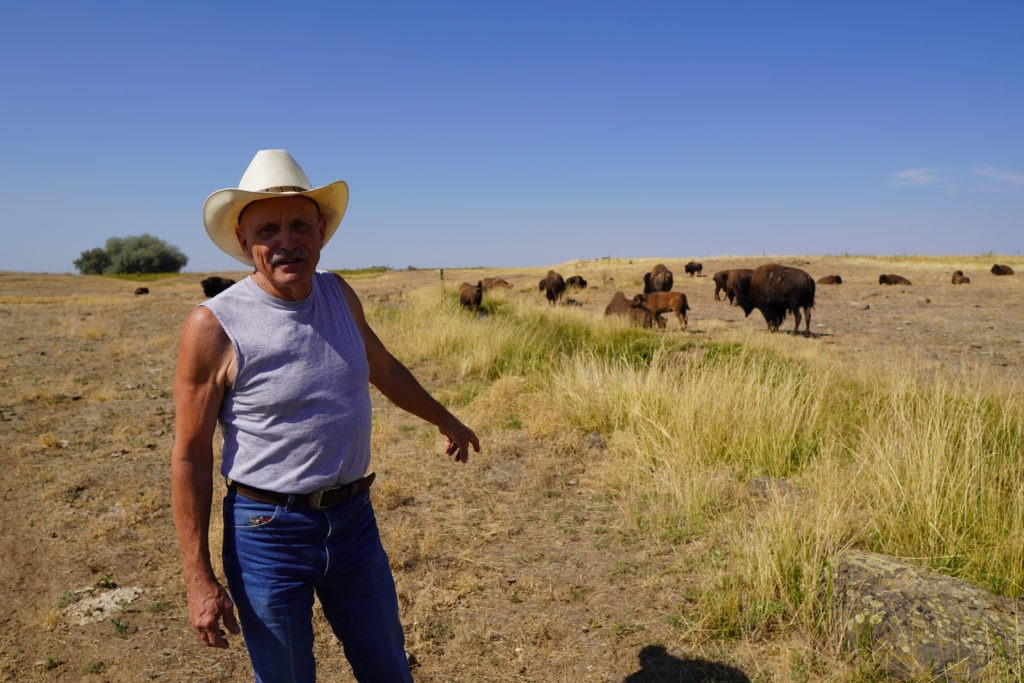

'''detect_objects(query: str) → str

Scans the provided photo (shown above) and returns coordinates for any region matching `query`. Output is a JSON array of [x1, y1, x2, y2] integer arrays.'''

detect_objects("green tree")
[[73, 234, 188, 275]]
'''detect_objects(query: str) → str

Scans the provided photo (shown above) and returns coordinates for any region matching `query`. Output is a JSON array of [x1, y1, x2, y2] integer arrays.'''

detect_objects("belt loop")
[[285, 494, 297, 512]]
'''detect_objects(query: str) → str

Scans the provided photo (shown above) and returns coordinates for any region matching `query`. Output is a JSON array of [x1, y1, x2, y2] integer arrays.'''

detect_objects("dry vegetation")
[[1, 254, 1022, 682]]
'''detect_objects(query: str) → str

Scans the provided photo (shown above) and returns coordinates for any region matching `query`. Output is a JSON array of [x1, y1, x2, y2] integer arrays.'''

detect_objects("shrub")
[[73, 234, 188, 275]]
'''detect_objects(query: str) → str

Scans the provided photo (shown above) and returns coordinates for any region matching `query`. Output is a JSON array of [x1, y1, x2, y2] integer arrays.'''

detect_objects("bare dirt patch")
[[0, 256, 1020, 681]]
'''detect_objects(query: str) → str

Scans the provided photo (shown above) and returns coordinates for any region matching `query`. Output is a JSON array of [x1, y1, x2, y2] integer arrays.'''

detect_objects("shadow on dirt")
[[621, 644, 750, 682]]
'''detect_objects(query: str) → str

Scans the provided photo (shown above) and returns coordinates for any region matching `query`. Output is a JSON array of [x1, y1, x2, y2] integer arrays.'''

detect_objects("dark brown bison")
[[951, 270, 971, 285], [481, 277, 512, 290], [817, 275, 842, 285], [991, 264, 1015, 276], [565, 275, 588, 289], [879, 274, 912, 285], [633, 291, 689, 329], [541, 270, 566, 305], [713, 269, 753, 304], [133, 287, 149, 295], [604, 291, 653, 327], [459, 281, 483, 311], [201, 276, 237, 297], [643, 264, 674, 294], [735, 264, 815, 335], [684, 261, 703, 277]]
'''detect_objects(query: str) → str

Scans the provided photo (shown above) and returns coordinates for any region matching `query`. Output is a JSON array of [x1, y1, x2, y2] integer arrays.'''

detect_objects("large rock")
[[831, 551, 1023, 680]]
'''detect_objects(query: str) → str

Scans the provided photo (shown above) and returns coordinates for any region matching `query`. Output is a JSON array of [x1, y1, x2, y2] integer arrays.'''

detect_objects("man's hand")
[[187, 579, 240, 648], [443, 421, 480, 463]]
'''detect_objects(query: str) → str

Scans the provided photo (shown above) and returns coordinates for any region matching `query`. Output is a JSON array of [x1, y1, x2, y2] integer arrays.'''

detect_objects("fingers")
[[444, 429, 480, 463]]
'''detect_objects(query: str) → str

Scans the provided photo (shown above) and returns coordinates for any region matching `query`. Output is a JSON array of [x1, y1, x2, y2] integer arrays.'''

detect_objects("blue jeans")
[[222, 489, 413, 683]]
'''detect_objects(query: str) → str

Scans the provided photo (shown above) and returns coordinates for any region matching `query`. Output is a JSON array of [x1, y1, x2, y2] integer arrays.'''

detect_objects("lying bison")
[[604, 291, 653, 327], [201, 276, 237, 297], [991, 264, 1015, 276], [684, 261, 703, 277], [566, 275, 588, 289], [540, 270, 566, 305], [643, 263, 674, 294], [459, 281, 483, 311], [713, 268, 753, 304], [817, 275, 842, 285], [133, 287, 149, 295], [633, 291, 689, 329], [481, 277, 512, 290], [735, 264, 815, 336], [951, 270, 971, 285], [879, 274, 912, 285]]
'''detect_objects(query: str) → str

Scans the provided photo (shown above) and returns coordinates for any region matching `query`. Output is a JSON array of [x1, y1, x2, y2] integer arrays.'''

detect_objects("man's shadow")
[[622, 644, 750, 683]]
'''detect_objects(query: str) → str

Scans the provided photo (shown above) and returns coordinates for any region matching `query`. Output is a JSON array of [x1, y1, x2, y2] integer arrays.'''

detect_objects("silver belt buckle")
[[308, 485, 340, 510]]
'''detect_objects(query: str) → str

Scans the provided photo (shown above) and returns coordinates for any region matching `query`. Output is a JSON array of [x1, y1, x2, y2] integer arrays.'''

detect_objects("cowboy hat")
[[203, 149, 349, 266]]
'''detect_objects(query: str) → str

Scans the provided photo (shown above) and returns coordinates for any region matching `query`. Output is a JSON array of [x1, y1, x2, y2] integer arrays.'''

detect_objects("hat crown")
[[238, 149, 313, 193]]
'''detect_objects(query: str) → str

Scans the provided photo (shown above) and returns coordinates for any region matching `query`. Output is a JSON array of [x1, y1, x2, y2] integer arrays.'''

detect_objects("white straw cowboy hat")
[[203, 149, 349, 266]]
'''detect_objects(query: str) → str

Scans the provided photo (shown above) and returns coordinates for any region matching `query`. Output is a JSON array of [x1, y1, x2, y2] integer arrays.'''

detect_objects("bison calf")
[[633, 291, 689, 329]]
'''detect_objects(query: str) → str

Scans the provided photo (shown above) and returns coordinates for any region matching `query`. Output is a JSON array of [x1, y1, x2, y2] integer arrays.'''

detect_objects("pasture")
[[1, 254, 1021, 682]]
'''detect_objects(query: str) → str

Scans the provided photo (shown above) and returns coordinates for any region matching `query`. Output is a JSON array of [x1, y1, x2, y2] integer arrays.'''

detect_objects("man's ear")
[[235, 228, 253, 259], [318, 216, 327, 247]]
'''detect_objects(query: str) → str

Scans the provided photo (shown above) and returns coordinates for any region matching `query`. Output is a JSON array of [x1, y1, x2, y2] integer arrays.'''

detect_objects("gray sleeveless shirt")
[[201, 272, 372, 492]]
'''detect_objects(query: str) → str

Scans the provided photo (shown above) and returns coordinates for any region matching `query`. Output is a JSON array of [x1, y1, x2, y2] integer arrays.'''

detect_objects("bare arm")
[[334, 275, 480, 462], [170, 306, 240, 648]]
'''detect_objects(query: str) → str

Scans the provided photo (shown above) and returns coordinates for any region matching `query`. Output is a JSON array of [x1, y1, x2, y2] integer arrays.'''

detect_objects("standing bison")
[[991, 264, 1015, 276], [604, 291, 653, 327], [951, 270, 971, 285], [633, 291, 689, 329], [684, 261, 703, 277], [459, 281, 483, 311], [879, 274, 912, 285], [735, 264, 815, 335], [540, 270, 566, 305], [713, 268, 753, 304], [643, 264, 674, 294]]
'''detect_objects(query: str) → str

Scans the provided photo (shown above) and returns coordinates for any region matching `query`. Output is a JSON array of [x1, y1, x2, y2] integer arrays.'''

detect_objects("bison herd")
[[449, 260, 1015, 337]]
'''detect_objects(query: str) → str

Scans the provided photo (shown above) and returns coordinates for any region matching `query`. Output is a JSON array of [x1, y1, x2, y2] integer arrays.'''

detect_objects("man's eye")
[[292, 223, 312, 233]]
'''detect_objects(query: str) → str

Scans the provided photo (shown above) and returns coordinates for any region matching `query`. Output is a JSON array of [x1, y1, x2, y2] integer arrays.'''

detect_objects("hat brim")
[[202, 180, 349, 266]]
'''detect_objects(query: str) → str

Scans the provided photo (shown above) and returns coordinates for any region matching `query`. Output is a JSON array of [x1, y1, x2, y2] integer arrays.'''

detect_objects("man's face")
[[236, 195, 326, 298]]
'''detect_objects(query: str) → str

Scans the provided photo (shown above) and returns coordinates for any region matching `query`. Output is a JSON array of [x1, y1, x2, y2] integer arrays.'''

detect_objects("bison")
[[991, 264, 1015, 276], [133, 287, 149, 295], [459, 281, 483, 311], [713, 268, 753, 304], [201, 276, 237, 297], [481, 277, 512, 290], [604, 291, 653, 327], [951, 270, 971, 285], [684, 261, 703, 277], [879, 274, 912, 285], [817, 275, 842, 285], [541, 270, 566, 305], [735, 264, 815, 336], [565, 275, 588, 290], [643, 264, 674, 294], [633, 291, 689, 329]]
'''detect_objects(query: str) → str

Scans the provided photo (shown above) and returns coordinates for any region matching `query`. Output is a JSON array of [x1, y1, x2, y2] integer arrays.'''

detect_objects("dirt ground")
[[0, 255, 1020, 682]]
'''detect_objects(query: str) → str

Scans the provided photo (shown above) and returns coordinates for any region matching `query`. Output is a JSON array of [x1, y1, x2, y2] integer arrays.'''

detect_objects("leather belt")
[[229, 472, 376, 510]]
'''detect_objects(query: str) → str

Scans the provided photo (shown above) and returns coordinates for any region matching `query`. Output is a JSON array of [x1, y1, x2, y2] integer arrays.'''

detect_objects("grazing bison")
[[133, 287, 149, 295], [991, 264, 1015, 276], [565, 275, 588, 289], [735, 264, 815, 335], [951, 270, 971, 285], [633, 291, 689, 329], [643, 263, 674, 294], [879, 274, 912, 285], [201, 276, 237, 297], [541, 270, 566, 305], [817, 275, 842, 285], [481, 277, 512, 290], [459, 281, 483, 311], [684, 261, 703, 277], [604, 291, 653, 327], [713, 268, 753, 304]]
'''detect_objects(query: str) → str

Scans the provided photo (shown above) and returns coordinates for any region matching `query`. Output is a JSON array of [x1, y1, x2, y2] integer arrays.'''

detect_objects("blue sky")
[[2, 1, 1021, 273]]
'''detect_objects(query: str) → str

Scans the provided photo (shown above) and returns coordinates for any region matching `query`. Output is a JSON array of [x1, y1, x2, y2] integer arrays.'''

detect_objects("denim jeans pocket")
[[226, 493, 280, 529]]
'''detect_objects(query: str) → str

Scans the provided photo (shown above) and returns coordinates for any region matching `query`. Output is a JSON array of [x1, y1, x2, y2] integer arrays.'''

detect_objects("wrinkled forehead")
[[238, 195, 321, 229]]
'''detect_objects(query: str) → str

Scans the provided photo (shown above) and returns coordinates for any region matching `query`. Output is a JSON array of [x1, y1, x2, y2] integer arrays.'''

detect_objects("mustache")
[[269, 248, 309, 265]]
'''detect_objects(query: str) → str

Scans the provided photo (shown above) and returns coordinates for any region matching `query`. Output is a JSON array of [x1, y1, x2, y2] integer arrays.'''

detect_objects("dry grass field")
[[1, 254, 1021, 682]]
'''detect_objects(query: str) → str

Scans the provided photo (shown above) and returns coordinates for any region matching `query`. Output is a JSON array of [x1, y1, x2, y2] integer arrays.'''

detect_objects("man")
[[172, 149, 479, 682]]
